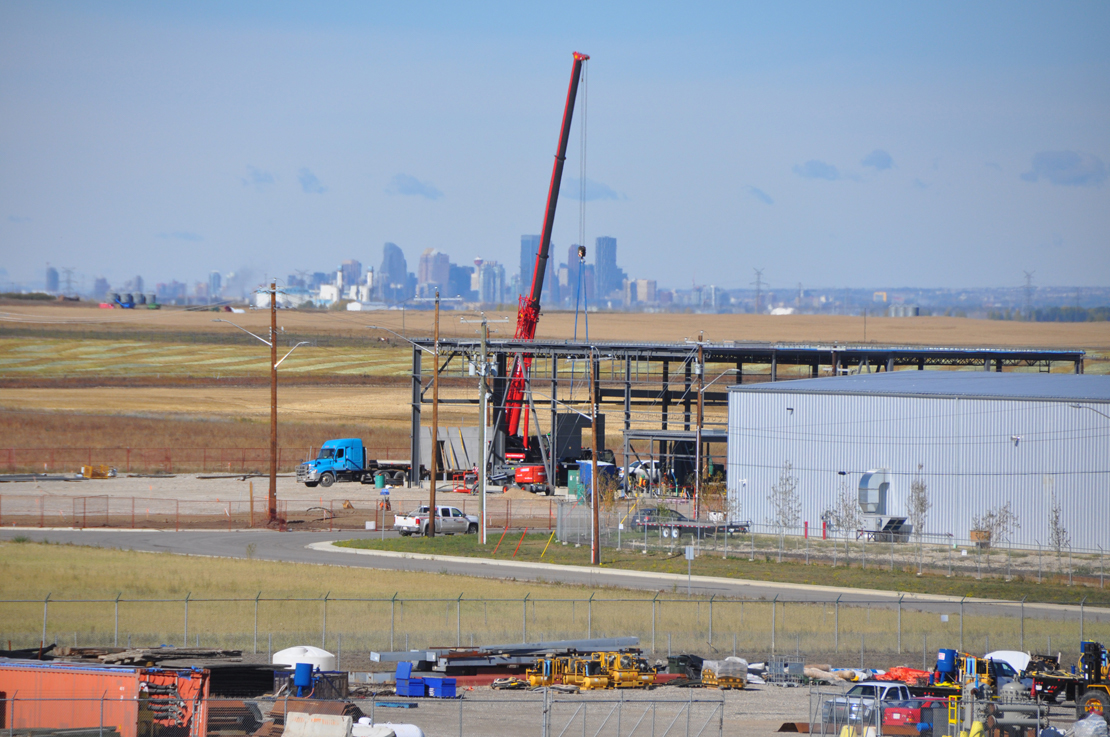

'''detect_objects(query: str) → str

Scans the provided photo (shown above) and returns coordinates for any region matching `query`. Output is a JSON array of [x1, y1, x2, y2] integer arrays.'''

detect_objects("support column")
[[624, 356, 632, 432], [886, 356, 894, 372], [1077, 359, 1084, 374], [770, 351, 777, 382], [811, 363, 818, 378], [683, 361, 692, 431], [995, 358, 1003, 372], [550, 357, 558, 469], [409, 345, 422, 488], [918, 357, 925, 371], [735, 361, 743, 385], [661, 360, 670, 430], [492, 352, 508, 466]]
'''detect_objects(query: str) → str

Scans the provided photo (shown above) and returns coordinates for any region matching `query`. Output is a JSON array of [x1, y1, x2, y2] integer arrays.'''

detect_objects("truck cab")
[[297, 438, 366, 487]]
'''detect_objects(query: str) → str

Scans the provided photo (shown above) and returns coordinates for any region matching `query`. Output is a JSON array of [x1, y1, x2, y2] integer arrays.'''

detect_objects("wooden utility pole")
[[591, 353, 600, 566], [428, 290, 440, 537], [269, 282, 278, 523]]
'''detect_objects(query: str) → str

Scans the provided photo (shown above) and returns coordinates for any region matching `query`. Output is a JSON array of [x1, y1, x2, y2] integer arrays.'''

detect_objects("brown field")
[[3, 302, 1109, 348]]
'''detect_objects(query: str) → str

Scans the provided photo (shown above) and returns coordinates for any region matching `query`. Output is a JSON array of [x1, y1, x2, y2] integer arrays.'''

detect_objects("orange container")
[[0, 661, 208, 737]]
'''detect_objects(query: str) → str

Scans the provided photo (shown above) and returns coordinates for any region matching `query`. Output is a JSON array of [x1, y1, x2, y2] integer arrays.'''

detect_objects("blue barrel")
[[937, 649, 958, 676], [293, 662, 314, 688]]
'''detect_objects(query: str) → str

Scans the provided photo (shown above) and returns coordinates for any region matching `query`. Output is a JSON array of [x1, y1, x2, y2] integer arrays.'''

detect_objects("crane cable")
[[570, 59, 589, 403]]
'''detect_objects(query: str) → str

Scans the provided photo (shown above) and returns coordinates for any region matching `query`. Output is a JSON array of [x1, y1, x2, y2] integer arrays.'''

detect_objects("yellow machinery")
[[701, 659, 747, 690], [526, 652, 655, 690]]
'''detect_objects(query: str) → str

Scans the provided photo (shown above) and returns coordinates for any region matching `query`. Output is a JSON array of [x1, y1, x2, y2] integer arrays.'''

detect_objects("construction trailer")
[[0, 659, 209, 737]]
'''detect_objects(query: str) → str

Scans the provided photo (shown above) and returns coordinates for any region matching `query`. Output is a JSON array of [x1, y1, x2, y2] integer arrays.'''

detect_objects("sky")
[[1, 1, 1109, 293]]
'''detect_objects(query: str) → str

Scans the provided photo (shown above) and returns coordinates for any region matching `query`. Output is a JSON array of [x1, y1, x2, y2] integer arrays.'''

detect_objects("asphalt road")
[[1, 528, 1104, 623]]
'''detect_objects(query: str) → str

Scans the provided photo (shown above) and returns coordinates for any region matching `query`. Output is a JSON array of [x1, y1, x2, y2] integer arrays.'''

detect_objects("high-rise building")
[[447, 264, 475, 301], [377, 243, 409, 303], [340, 260, 362, 291], [519, 235, 559, 304], [45, 266, 59, 293], [594, 236, 625, 298], [478, 260, 506, 304], [92, 277, 110, 299], [417, 249, 451, 294], [208, 271, 222, 302]]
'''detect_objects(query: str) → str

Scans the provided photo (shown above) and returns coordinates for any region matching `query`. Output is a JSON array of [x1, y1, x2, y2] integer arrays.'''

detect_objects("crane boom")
[[505, 51, 589, 437]]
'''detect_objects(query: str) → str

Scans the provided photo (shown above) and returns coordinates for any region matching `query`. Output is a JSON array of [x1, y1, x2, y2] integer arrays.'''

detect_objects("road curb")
[[307, 541, 1103, 614]]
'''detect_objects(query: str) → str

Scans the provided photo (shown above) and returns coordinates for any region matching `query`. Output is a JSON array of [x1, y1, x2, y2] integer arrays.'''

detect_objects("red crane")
[[505, 51, 589, 439]]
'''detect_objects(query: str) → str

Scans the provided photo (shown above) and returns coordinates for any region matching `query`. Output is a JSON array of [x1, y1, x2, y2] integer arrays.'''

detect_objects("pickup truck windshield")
[[317, 448, 337, 460]]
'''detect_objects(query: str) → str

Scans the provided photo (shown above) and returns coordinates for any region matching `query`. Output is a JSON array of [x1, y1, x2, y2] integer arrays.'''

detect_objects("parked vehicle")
[[296, 438, 410, 487], [393, 505, 479, 537], [514, 465, 551, 495], [821, 681, 913, 725], [629, 507, 750, 538]]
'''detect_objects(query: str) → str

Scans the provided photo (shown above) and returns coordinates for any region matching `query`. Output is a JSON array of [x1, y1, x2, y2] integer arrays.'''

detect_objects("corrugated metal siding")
[[727, 390, 1109, 549]]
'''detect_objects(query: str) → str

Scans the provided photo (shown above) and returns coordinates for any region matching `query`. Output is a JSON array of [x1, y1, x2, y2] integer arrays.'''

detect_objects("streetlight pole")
[[478, 317, 489, 544], [269, 283, 278, 521], [695, 332, 704, 520], [591, 350, 600, 566], [428, 291, 440, 537]]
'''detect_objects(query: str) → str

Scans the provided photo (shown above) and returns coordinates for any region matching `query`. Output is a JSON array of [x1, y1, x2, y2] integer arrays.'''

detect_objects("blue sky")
[[1, 1, 1108, 291]]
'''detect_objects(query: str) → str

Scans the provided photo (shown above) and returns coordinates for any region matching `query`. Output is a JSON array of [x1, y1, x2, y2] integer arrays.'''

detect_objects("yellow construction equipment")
[[526, 651, 655, 690]]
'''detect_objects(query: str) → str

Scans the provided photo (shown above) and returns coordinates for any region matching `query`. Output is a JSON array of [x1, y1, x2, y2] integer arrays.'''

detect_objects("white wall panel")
[[727, 387, 1110, 550]]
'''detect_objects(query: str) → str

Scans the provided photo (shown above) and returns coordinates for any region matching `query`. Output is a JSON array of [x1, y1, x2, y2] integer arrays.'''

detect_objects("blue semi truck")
[[296, 438, 411, 488]]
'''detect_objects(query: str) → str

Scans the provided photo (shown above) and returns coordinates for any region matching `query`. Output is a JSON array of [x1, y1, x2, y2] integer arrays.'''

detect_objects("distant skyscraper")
[[340, 259, 362, 291], [594, 236, 619, 297], [45, 266, 59, 293], [478, 260, 506, 304], [417, 249, 451, 293], [92, 277, 110, 299], [519, 234, 559, 304], [208, 271, 222, 302], [378, 243, 408, 303]]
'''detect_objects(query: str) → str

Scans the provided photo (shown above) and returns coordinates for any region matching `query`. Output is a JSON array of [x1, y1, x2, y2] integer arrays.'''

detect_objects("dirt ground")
[[4, 303, 1109, 348]]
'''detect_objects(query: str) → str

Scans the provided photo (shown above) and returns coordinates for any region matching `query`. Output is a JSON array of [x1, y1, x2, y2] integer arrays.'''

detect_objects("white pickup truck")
[[394, 505, 479, 537]]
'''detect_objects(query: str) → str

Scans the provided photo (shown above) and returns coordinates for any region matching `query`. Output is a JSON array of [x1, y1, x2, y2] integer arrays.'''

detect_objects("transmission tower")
[[1023, 271, 1035, 318], [752, 268, 765, 314], [61, 267, 76, 297]]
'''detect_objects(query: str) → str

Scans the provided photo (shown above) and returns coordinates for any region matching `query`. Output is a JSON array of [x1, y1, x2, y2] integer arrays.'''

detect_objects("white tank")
[[272, 645, 337, 671]]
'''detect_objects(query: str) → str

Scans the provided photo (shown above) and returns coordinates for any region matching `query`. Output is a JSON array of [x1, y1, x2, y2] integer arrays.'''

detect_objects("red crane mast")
[[505, 51, 589, 438]]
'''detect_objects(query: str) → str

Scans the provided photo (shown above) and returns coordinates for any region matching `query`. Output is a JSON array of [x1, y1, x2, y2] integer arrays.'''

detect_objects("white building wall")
[[727, 389, 1109, 550]]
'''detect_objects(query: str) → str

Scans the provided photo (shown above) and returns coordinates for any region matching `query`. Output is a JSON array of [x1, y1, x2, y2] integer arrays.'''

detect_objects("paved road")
[[1, 528, 1104, 623]]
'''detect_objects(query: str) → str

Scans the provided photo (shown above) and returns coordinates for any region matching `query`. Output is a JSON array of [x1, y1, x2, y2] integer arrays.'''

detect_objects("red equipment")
[[505, 52, 590, 439]]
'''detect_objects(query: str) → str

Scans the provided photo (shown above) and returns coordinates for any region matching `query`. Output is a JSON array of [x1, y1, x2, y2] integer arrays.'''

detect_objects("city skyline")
[[2, 3, 1108, 290]]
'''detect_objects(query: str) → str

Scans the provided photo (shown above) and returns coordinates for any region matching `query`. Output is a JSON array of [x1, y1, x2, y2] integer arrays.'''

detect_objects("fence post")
[[771, 595, 777, 655], [959, 596, 965, 651], [183, 592, 190, 647], [322, 591, 329, 647], [588, 593, 594, 639], [1020, 596, 1025, 651], [708, 595, 714, 647], [1080, 595, 1087, 642], [457, 594, 463, 647], [391, 592, 397, 650], [42, 593, 50, 645], [652, 593, 658, 653], [897, 595, 902, 654], [835, 596, 840, 652], [114, 593, 121, 646], [523, 593, 529, 642], [255, 591, 261, 654]]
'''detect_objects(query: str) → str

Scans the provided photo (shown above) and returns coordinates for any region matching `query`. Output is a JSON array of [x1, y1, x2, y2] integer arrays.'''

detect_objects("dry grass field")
[[1, 539, 1101, 663], [3, 301, 1109, 348]]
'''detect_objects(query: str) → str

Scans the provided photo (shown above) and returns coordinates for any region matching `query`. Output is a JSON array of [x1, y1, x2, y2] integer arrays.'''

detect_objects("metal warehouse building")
[[726, 372, 1110, 550]]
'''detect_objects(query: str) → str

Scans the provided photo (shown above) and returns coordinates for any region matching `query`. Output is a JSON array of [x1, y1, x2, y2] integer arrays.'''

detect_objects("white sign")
[[618, 523, 624, 530], [685, 545, 695, 561]]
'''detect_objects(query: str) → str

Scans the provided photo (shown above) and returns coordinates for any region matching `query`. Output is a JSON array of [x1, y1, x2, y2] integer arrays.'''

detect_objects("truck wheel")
[[467, 523, 478, 534], [399, 531, 411, 537], [304, 481, 319, 488], [545, 486, 554, 496], [319, 472, 335, 488], [423, 524, 431, 537], [1078, 690, 1110, 719]]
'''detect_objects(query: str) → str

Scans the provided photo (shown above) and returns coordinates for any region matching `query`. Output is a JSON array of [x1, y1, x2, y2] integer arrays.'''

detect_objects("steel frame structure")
[[407, 339, 1085, 487]]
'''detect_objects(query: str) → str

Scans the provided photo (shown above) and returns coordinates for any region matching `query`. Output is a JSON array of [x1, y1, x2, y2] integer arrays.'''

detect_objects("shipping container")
[[0, 660, 209, 737]]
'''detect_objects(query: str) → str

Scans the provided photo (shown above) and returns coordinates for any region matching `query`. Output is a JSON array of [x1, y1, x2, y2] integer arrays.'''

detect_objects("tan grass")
[[4, 304, 1109, 349], [1, 540, 1102, 660]]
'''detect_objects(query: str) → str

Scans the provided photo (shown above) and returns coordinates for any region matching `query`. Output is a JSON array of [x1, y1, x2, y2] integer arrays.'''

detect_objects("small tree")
[[1048, 492, 1070, 572], [822, 478, 861, 565], [767, 461, 800, 560], [970, 502, 1020, 544], [907, 463, 931, 572]]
